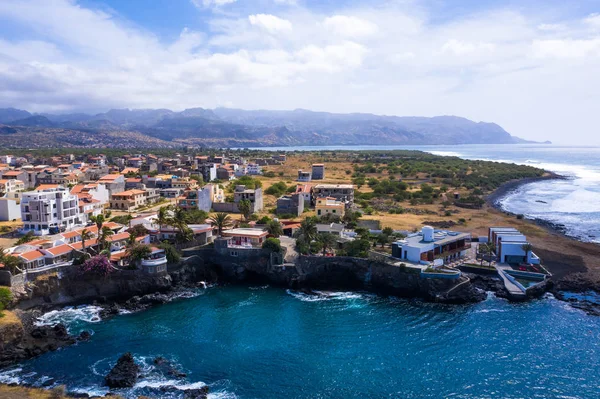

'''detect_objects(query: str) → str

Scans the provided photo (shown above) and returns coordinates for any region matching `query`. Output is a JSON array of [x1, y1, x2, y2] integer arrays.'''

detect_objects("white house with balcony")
[[141, 246, 168, 274], [20, 187, 85, 236], [392, 226, 471, 265]]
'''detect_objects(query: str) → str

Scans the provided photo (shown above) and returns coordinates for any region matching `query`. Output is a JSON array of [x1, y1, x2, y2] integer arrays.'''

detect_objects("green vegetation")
[[266, 220, 283, 237], [262, 237, 282, 253], [16, 231, 35, 245], [209, 212, 233, 236], [0, 287, 12, 317]]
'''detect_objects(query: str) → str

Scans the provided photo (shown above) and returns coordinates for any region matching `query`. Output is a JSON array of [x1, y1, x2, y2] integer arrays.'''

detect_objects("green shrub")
[[262, 237, 282, 252]]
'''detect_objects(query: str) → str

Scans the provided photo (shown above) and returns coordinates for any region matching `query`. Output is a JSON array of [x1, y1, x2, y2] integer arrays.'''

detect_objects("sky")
[[1, 0, 600, 144]]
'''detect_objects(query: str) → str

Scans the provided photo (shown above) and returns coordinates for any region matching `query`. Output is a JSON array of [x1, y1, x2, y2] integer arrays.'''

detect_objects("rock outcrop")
[[105, 352, 139, 388]]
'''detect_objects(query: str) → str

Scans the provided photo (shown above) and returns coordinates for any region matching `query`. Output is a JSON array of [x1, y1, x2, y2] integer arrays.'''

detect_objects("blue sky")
[[0, 0, 600, 144]]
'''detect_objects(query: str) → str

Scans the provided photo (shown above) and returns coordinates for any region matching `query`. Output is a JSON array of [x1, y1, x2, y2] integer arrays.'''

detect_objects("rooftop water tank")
[[422, 226, 434, 242]]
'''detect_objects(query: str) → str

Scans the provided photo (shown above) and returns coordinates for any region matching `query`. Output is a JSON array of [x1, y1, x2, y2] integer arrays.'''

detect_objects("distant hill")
[[0, 107, 548, 148]]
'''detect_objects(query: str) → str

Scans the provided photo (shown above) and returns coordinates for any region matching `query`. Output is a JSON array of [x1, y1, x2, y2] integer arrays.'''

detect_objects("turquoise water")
[[3, 286, 600, 398]]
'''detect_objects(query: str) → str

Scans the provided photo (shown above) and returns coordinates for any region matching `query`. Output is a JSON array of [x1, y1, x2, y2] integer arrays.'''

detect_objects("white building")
[[0, 198, 20, 221], [247, 163, 262, 175], [20, 187, 85, 236], [488, 227, 540, 265], [392, 226, 471, 265]]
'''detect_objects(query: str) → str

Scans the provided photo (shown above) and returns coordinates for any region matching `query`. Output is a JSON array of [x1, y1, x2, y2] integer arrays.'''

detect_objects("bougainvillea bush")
[[79, 255, 113, 278]]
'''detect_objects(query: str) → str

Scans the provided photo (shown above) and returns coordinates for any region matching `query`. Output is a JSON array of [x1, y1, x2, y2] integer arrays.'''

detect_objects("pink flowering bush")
[[79, 255, 113, 278]]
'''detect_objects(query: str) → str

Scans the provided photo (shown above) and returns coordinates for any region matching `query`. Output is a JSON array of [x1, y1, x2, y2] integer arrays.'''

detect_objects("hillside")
[[0, 107, 547, 148]]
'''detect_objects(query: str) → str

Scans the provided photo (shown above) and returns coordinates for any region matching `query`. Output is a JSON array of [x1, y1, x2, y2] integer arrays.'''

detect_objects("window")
[[230, 251, 238, 257]]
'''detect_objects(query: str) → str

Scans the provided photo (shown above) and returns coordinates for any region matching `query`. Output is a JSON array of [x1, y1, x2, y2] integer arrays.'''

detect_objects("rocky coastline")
[[0, 240, 588, 397]]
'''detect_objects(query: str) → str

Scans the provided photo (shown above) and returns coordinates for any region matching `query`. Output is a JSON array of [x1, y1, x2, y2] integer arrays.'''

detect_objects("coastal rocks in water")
[[0, 322, 76, 368], [78, 330, 92, 341], [105, 352, 140, 388], [153, 356, 187, 378], [184, 386, 210, 399]]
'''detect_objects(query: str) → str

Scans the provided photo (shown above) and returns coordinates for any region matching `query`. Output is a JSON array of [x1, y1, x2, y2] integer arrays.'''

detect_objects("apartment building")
[[20, 187, 84, 235]]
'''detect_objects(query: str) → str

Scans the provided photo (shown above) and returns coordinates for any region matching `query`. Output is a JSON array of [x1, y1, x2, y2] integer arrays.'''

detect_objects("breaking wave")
[[35, 305, 103, 329]]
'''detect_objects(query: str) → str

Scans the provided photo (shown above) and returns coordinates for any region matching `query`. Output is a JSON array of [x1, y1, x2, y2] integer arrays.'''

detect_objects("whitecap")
[[0, 368, 23, 384], [286, 289, 365, 302], [35, 305, 103, 329]]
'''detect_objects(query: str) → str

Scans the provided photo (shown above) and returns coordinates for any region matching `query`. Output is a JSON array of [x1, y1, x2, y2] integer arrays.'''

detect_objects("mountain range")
[[0, 107, 548, 149]]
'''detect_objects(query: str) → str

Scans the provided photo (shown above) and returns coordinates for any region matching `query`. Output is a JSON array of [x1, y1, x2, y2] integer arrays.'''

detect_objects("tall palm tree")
[[98, 226, 114, 252], [210, 212, 233, 236], [317, 233, 336, 256], [266, 220, 283, 238], [153, 205, 173, 234], [90, 214, 105, 232], [521, 243, 533, 263], [80, 228, 93, 256], [294, 217, 318, 254]]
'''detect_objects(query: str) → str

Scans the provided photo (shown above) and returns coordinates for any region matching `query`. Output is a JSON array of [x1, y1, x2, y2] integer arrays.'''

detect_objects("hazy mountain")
[[0, 108, 32, 123], [0, 107, 548, 148]]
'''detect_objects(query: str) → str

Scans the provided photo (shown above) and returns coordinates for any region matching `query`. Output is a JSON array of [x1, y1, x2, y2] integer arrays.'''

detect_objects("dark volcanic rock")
[[105, 352, 140, 388], [0, 322, 76, 368], [184, 386, 210, 399], [78, 330, 92, 341]]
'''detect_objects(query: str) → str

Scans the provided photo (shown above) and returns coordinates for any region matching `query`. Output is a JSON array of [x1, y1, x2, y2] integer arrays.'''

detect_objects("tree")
[[262, 237, 282, 253], [317, 233, 336, 256], [127, 244, 152, 267], [344, 239, 371, 258], [79, 255, 113, 277], [128, 224, 149, 238], [210, 212, 233, 236], [0, 287, 12, 318], [237, 199, 253, 221], [153, 205, 173, 234], [294, 217, 318, 254], [90, 214, 105, 231], [16, 231, 35, 245], [158, 241, 181, 264], [266, 220, 283, 238], [80, 228, 93, 256], [521, 243, 533, 263], [0, 248, 23, 275], [377, 234, 390, 248], [98, 226, 114, 251], [382, 227, 394, 236]]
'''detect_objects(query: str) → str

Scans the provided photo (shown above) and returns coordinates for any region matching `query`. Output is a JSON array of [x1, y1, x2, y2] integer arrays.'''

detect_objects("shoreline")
[[486, 172, 575, 237]]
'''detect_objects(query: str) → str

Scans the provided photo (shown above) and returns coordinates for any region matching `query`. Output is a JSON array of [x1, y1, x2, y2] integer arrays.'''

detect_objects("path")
[[495, 263, 527, 297]]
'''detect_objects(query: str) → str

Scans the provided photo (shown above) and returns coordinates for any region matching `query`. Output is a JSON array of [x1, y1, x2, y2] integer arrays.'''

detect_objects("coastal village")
[[0, 150, 551, 304]]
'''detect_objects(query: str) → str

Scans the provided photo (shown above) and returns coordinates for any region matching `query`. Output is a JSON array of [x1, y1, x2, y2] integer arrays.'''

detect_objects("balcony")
[[141, 256, 167, 267]]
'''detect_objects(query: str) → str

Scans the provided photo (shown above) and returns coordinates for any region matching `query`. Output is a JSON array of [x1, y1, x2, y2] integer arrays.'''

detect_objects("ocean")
[[2, 286, 600, 398], [248, 144, 600, 244]]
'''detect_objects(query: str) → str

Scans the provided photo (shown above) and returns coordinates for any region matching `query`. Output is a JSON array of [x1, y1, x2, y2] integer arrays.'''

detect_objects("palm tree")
[[0, 247, 23, 275], [153, 205, 173, 235], [80, 228, 93, 256], [294, 217, 318, 254], [90, 214, 105, 231], [266, 220, 283, 238], [210, 213, 233, 236], [317, 233, 336, 256], [521, 243, 533, 263], [98, 226, 114, 252]]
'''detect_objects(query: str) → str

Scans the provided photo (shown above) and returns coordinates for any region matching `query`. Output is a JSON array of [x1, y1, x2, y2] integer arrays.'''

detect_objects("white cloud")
[[583, 13, 600, 29], [441, 39, 495, 56], [0, 0, 600, 143], [249, 14, 293, 34], [323, 15, 378, 38], [191, 0, 237, 8], [532, 39, 600, 58], [537, 23, 566, 32]]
